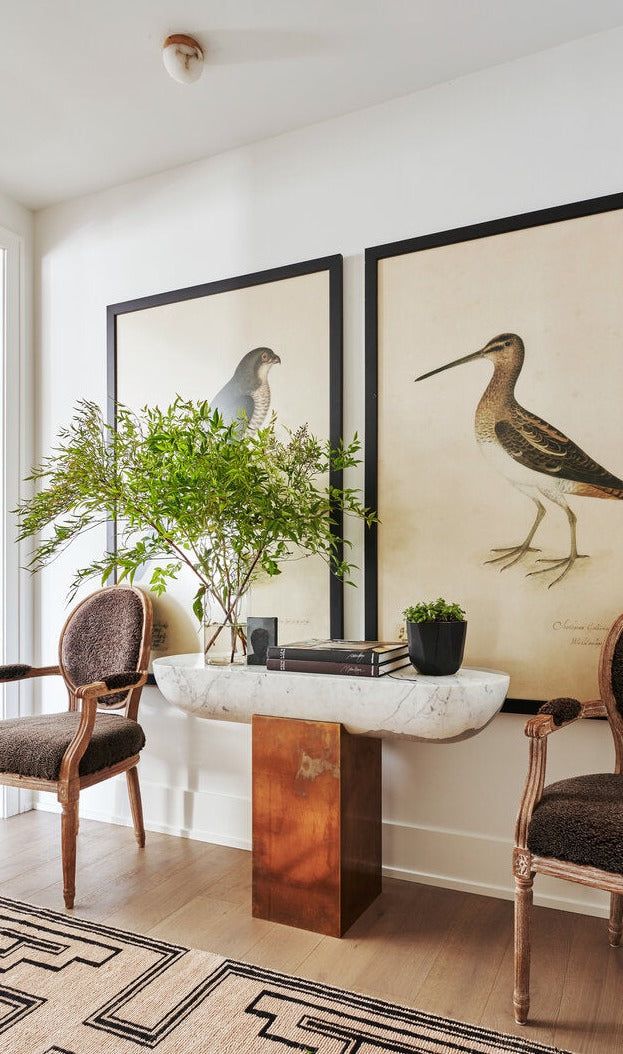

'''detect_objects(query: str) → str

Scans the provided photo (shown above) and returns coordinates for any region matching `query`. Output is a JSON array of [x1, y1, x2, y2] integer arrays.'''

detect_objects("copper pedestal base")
[[252, 714, 382, 937]]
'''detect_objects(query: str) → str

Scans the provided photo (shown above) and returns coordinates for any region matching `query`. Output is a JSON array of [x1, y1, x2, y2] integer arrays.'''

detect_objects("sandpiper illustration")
[[415, 333, 623, 586]]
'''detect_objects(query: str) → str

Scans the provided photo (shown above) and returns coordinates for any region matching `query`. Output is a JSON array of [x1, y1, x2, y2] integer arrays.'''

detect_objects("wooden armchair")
[[0, 585, 152, 910], [513, 612, 623, 1024]]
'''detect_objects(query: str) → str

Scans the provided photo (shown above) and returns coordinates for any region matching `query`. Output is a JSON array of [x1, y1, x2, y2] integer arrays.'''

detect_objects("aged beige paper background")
[[116, 270, 331, 658], [378, 209, 623, 699]]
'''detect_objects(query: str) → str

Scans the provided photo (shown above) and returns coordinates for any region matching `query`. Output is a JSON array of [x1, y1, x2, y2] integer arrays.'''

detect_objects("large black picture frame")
[[364, 192, 623, 715], [107, 254, 345, 663]]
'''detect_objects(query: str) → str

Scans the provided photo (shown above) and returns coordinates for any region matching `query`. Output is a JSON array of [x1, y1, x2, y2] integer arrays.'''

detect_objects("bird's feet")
[[485, 544, 541, 571], [527, 553, 589, 587]]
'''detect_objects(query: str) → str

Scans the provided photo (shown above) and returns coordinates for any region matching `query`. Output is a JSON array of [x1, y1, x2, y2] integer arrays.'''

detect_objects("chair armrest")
[[0, 664, 60, 682], [524, 697, 606, 738], [75, 671, 148, 702], [516, 697, 608, 848], [58, 671, 148, 791], [58, 694, 98, 791]]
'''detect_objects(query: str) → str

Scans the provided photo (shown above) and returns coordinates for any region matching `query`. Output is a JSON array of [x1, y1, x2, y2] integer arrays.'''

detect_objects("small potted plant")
[[403, 598, 467, 675]]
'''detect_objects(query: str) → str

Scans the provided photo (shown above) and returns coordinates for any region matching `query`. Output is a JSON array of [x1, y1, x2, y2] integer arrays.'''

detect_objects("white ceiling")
[[2, 1, 623, 210]]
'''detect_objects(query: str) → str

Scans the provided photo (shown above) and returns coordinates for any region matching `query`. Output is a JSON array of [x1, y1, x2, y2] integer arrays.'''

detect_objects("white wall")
[[34, 27, 623, 915], [0, 192, 32, 239]]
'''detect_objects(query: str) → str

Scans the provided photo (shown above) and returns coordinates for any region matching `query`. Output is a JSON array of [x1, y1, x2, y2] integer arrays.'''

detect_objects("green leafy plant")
[[403, 598, 466, 624], [16, 398, 376, 657]]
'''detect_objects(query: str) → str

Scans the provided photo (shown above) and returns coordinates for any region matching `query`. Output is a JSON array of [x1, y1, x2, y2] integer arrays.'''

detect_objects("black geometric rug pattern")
[[0, 897, 569, 1053]]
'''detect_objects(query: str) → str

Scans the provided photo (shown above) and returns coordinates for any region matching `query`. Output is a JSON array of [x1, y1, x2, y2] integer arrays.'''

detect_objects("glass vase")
[[203, 620, 247, 666]]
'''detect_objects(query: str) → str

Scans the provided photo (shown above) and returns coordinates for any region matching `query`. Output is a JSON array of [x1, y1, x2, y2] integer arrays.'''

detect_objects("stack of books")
[[266, 639, 410, 677]]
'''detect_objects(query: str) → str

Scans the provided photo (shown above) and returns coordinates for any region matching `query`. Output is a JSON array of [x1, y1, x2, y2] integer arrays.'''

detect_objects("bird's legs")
[[485, 497, 546, 570], [527, 495, 589, 587]]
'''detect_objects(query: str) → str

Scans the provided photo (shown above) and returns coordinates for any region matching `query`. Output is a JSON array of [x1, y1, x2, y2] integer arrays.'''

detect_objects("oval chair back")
[[59, 585, 152, 719], [598, 613, 623, 774]]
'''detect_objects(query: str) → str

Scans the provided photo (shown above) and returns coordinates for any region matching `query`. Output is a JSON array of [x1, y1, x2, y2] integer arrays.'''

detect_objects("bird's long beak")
[[415, 347, 484, 382]]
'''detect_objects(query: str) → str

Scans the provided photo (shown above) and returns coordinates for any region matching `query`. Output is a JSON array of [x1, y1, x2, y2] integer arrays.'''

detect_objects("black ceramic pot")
[[406, 620, 467, 676]]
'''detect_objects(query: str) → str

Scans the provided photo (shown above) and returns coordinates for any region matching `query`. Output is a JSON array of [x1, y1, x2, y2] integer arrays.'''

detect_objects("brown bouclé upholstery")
[[102, 671, 143, 691], [528, 773, 623, 874], [538, 697, 582, 726], [0, 711, 145, 781], [612, 629, 623, 719], [61, 589, 144, 705], [0, 664, 32, 681]]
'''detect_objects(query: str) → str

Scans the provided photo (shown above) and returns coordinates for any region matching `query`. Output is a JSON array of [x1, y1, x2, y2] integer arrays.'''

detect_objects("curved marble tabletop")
[[153, 654, 509, 742]]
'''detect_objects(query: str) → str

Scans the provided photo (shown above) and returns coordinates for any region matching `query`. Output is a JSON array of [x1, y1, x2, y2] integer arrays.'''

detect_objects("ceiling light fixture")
[[162, 34, 204, 85]]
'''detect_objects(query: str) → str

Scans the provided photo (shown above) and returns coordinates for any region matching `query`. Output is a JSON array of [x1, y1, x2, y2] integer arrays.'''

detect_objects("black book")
[[266, 656, 410, 676], [266, 639, 408, 666]]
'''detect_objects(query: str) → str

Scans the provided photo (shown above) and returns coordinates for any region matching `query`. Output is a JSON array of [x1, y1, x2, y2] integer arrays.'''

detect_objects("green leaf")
[[403, 598, 466, 623], [192, 585, 206, 622]]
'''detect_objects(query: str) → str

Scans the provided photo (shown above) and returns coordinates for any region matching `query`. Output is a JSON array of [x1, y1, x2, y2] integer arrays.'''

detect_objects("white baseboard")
[[380, 863, 608, 918], [34, 784, 609, 920], [2, 787, 32, 818], [34, 799, 251, 852]]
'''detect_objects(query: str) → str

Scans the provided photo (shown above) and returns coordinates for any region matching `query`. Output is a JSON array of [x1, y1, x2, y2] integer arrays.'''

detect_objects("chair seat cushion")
[[528, 773, 623, 875], [0, 712, 145, 782]]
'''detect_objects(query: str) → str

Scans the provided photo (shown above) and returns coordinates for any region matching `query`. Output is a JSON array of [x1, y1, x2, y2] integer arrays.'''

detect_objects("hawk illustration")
[[212, 347, 281, 432]]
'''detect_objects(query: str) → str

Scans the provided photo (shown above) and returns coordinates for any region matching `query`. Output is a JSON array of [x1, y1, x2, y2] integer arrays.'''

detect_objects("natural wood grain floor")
[[1, 811, 622, 1054]]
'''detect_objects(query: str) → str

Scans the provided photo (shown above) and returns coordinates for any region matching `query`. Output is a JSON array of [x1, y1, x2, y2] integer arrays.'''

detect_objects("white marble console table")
[[153, 655, 509, 742], [154, 655, 509, 936]]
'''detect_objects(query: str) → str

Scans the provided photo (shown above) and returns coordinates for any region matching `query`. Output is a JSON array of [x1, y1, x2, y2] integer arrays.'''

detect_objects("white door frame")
[[0, 223, 33, 817]]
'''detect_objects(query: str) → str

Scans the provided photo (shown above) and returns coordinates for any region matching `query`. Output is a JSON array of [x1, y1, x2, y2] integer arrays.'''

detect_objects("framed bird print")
[[108, 255, 343, 668], [365, 192, 623, 712]]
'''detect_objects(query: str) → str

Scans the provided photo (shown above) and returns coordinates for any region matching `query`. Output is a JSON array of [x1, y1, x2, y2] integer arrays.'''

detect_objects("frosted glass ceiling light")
[[162, 34, 204, 85]]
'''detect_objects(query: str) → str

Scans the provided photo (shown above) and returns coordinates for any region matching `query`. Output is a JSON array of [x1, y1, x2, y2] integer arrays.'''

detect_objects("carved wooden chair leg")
[[514, 872, 534, 1024], [126, 765, 145, 848], [61, 800, 79, 910], [609, 893, 623, 947]]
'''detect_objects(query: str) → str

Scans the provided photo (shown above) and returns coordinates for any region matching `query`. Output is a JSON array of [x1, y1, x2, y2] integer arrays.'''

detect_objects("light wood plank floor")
[[1, 810, 622, 1053]]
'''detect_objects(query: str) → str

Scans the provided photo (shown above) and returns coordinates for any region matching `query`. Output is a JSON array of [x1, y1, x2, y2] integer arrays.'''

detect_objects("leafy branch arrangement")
[[16, 398, 375, 657], [403, 598, 466, 624]]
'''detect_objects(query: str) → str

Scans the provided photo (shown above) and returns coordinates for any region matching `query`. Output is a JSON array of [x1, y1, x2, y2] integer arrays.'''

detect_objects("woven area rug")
[[0, 896, 569, 1053]]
